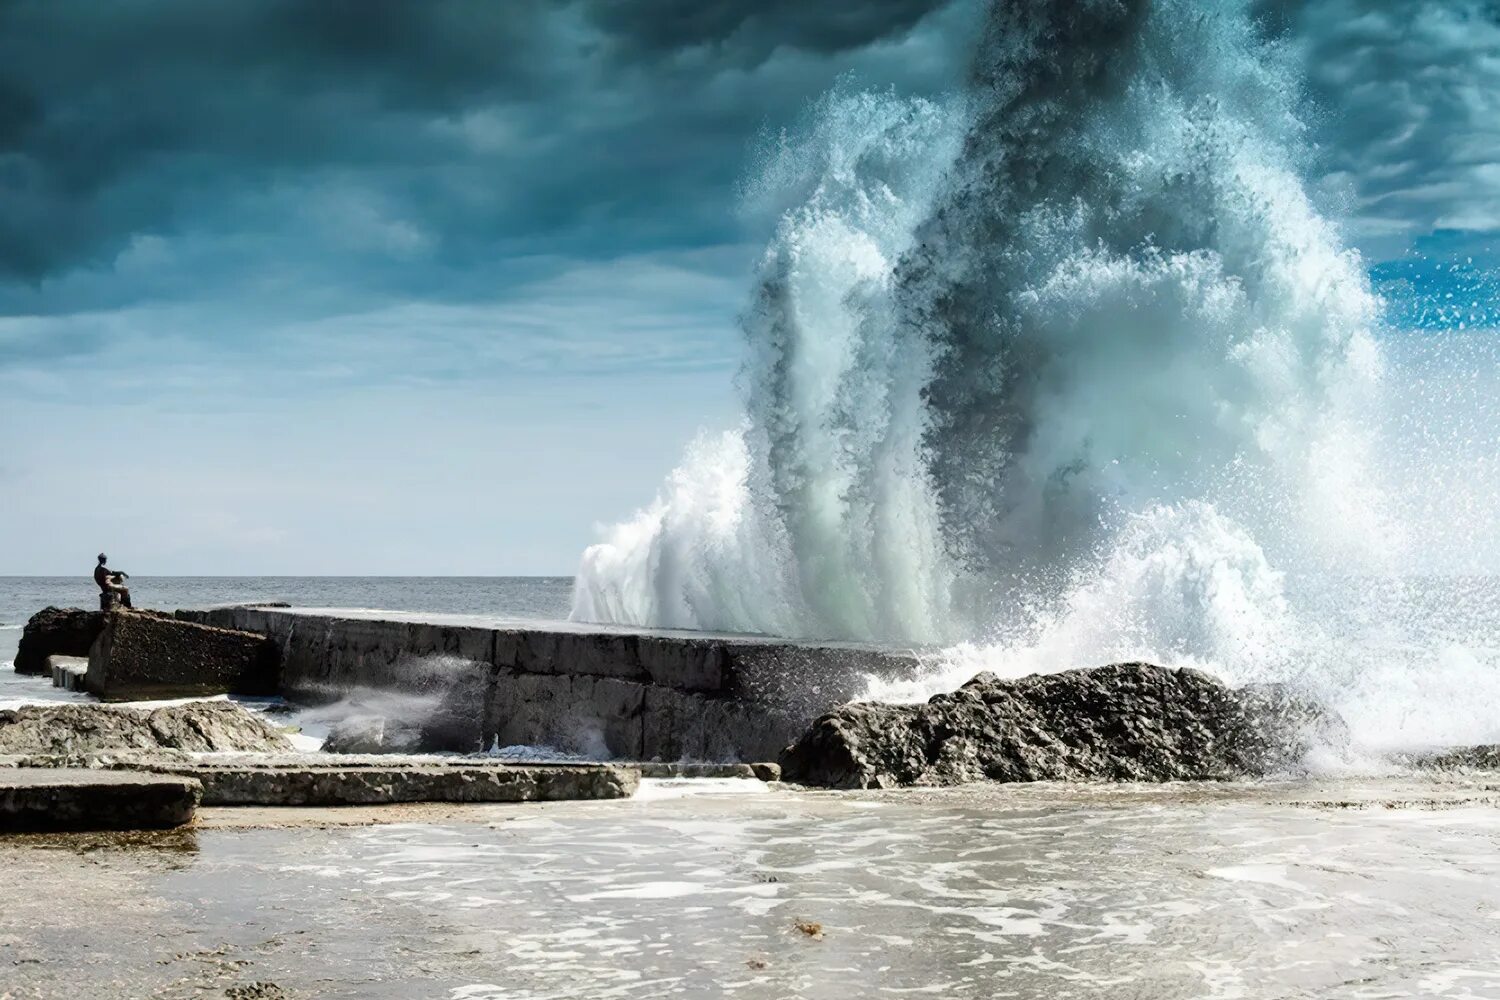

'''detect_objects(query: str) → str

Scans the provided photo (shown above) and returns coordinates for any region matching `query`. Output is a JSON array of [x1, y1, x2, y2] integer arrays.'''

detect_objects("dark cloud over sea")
[[0, 0, 958, 293], [0, 0, 1495, 365]]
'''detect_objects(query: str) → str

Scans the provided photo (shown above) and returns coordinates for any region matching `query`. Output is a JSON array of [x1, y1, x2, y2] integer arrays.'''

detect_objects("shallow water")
[[5, 780, 1500, 998]]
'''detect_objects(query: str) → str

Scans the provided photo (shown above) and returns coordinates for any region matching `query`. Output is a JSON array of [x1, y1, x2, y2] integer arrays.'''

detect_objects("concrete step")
[[46, 656, 88, 691], [0, 769, 200, 831], [113, 758, 640, 806], [637, 761, 781, 781]]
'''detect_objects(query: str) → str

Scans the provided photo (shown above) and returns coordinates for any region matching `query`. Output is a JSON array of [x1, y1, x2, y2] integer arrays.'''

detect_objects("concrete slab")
[[47, 655, 88, 691], [0, 769, 200, 831], [116, 759, 640, 806], [637, 761, 781, 781]]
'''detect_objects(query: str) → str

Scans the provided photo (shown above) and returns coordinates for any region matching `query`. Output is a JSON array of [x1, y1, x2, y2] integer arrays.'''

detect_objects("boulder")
[[13, 607, 102, 675], [87, 610, 281, 701], [779, 663, 1346, 789], [0, 701, 294, 756]]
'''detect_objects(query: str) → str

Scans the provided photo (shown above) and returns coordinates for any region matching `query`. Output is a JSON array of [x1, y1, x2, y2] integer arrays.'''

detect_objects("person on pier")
[[94, 553, 133, 610]]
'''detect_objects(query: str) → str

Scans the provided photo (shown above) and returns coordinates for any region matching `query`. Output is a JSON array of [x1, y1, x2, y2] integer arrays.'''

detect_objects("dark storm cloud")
[[585, 0, 947, 64], [0, 0, 565, 281], [1290, 0, 1500, 253], [9, 0, 1491, 372], [0, 0, 963, 291]]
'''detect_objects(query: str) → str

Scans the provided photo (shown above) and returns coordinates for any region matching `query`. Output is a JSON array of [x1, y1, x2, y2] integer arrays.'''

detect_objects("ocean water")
[[8, 780, 1500, 999], [0, 576, 573, 667]]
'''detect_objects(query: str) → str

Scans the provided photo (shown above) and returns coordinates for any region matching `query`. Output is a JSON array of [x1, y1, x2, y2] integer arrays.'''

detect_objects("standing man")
[[94, 553, 133, 610]]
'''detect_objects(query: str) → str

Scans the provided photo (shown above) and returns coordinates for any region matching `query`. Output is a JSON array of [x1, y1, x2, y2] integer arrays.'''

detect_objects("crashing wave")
[[572, 0, 1500, 748]]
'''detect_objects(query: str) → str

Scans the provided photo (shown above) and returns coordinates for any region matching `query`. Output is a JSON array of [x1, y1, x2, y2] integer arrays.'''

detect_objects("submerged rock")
[[322, 716, 425, 755], [780, 663, 1346, 789], [13, 607, 102, 675], [0, 701, 294, 756]]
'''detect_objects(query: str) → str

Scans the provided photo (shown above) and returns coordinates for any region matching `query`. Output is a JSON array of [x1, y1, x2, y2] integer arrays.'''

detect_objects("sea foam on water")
[[572, 0, 1500, 750]]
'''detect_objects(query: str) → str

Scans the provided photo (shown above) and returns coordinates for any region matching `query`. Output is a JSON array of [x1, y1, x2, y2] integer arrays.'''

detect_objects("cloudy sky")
[[1, 0, 1496, 575]]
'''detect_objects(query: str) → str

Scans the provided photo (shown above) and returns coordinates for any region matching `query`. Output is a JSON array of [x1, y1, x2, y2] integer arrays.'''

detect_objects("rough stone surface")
[[0, 702, 293, 756], [88, 610, 280, 700], [0, 768, 200, 831], [637, 761, 782, 781], [323, 716, 425, 755], [641, 685, 802, 763], [127, 760, 639, 806], [1400, 745, 1500, 771], [780, 663, 1348, 789], [13, 607, 102, 675]]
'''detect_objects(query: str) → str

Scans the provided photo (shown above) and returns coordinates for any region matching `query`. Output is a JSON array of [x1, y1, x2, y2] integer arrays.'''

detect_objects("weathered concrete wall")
[[87, 611, 281, 701], [177, 607, 922, 763]]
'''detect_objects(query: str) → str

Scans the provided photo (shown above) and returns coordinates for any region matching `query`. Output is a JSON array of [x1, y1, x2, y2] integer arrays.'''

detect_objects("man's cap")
[[98, 553, 107, 561]]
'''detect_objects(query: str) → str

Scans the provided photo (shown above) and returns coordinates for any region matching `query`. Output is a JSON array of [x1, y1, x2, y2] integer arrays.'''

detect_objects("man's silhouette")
[[94, 553, 133, 609]]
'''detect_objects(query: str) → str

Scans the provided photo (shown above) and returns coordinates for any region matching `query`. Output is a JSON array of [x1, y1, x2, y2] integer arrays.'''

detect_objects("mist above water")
[[572, 0, 1500, 749]]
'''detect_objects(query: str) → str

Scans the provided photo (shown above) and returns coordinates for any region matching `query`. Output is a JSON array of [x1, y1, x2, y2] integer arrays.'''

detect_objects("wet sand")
[[3, 776, 1500, 999]]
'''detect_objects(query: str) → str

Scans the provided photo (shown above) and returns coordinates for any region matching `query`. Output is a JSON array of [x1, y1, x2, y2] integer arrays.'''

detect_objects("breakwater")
[[176, 607, 921, 762]]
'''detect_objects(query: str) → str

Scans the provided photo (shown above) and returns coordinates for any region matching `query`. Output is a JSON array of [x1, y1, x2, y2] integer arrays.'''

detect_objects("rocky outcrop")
[[780, 663, 1347, 789], [0, 701, 293, 756], [13, 607, 101, 675], [87, 610, 281, 701]]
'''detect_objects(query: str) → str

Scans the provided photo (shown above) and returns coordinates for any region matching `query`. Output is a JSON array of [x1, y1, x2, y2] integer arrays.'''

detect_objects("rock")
[[322, 716, 425, 755], [13, 607, 102, 675], [749, 762, 782, 782], [779, 663, 1346, 789], [1398, 745, 1500, 771], [1237, 681, 1350, 768], [0, 701, 294, 756], [87, 610, 281, 701], [0, 769, 200, 831], [225, 984, 289, 1000]]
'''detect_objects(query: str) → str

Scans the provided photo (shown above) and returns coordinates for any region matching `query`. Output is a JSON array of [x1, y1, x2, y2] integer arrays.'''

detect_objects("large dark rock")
[[87, 610, 281, 701], [780, 663, 1347, 789], [13, 607, 102, 675], [0, 701, 294, 755]]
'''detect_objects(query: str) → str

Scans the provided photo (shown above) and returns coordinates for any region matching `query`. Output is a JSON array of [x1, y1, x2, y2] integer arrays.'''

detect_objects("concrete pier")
[[176, 606, 923, 762]]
